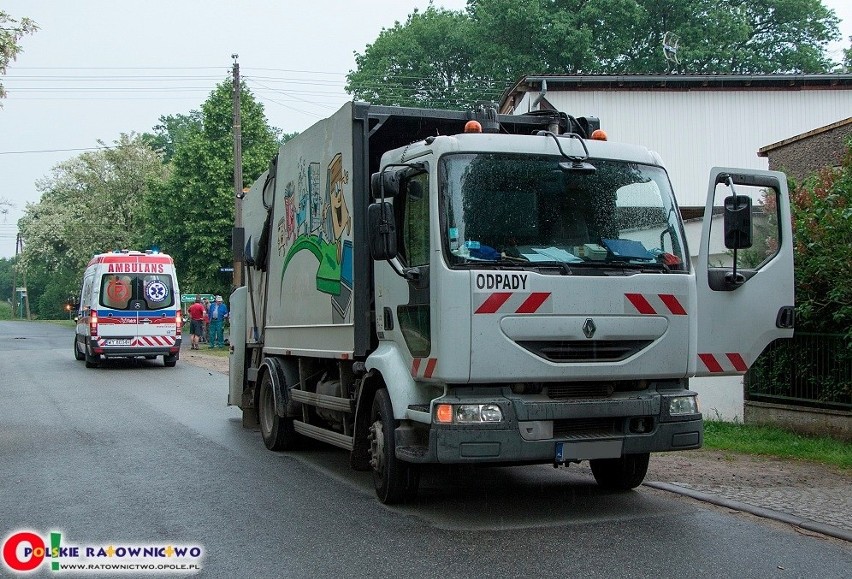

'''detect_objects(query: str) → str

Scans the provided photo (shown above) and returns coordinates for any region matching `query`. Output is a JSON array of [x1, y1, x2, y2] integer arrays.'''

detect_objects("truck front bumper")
[[396, 388, 703, 465]]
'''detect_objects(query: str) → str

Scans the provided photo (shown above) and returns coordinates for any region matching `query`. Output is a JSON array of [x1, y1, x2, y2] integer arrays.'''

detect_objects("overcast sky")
[[1, 0, 850, 259]]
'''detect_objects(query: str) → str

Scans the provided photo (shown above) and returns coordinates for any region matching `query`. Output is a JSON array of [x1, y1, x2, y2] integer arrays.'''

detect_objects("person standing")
[[187, 294, 205, 350], [201, 298, 210, 343], [208, 295, 229, 348]]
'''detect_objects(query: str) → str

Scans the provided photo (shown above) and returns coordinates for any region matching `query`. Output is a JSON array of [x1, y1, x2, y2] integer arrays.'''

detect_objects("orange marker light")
[[590, 129, 608, 141], [435, 404, 454, 423], [464, 120, 483, 133]]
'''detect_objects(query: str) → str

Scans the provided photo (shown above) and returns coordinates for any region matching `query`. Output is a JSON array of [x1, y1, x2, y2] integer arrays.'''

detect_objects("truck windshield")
[[439, 153, 687, 271]]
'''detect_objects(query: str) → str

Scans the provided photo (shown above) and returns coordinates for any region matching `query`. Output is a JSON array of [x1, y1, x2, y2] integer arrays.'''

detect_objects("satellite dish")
[[663, 32, 680, 66]]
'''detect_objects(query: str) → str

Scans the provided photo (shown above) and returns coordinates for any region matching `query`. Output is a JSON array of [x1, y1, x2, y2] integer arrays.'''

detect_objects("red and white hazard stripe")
[[474, 292, 552, 315], [411, 357, 437, 379], [698, 352, 748, 373], [625, 293, 687, 316], [133, 336, 176, 347]]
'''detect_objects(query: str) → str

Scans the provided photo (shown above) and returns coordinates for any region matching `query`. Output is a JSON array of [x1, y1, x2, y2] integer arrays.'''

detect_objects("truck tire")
[[258, 371, 298, 451], [369, 389, 419, 504], [163, 354, 178, 367], [590, 452, 650, 490], [73, 336, 84, 361]]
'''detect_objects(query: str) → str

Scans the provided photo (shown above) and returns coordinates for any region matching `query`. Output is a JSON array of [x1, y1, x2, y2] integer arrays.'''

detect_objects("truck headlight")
[[668, 395, 699, 416], [435, 403, 504, 424]]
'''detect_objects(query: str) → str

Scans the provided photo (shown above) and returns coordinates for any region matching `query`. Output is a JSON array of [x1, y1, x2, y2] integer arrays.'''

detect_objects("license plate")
[[105, 339, 131, 346], [555, 440, 623, 462]]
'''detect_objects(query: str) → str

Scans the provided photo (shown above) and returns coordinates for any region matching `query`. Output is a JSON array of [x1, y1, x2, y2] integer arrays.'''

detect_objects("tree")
[[0, 10, 38, 102], [346, 5, 499, 109], [17, 134, 169, 317], [346, 0, 842, 107], [142, 112, 202, 164], [140, 80, 279, 297], [790, 145, 852, 338]]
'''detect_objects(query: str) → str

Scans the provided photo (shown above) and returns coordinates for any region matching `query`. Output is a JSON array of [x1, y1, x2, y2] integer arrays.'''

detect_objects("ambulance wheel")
[[84, 349, 99, 368], [73, 336, 84, 361], [590, 452, 650, 490], [164, 354, 178, 367], [369, 389, 419, 504], [258, 371, 297, 451]]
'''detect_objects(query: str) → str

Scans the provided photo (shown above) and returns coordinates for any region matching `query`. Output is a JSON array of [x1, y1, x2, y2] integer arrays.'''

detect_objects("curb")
[[644, 481, 852, 543]]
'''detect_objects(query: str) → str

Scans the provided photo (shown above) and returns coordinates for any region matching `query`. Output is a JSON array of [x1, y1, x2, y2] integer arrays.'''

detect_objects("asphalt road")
[[1, 320, 850, 578]]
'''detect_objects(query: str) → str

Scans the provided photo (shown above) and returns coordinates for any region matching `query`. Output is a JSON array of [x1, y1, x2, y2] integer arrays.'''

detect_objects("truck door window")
[[396, 172, 431, 358]]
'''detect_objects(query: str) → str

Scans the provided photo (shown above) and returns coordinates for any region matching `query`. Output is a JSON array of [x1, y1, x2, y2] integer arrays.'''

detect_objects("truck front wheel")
[[590, 452, 650, 490], [258, 371, 297, 451], [369, 389, 419, 504]]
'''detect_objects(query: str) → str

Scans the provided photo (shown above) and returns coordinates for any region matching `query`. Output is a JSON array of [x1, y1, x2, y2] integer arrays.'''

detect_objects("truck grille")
[[517, 340, 652, 362], [553, 418, 622, 439]]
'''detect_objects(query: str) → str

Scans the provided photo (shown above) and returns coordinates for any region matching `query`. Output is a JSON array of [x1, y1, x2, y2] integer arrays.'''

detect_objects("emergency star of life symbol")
[[145, 280, 168, 303]]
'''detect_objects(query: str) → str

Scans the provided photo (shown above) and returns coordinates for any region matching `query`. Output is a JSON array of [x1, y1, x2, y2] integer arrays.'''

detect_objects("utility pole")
[[232, 54, 243, 289], [11, 232, 18, 317]]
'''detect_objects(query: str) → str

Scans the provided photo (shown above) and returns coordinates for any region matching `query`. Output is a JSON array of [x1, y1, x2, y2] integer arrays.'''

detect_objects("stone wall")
[[745, 401, 851, 441]]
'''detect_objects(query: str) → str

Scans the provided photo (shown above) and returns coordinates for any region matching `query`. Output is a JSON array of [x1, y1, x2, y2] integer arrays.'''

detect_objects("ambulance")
[[73, 250, 182, 368]]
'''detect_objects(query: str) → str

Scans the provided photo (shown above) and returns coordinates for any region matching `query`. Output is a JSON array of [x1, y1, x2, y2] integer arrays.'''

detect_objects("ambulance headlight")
[[668, 395, 699, 416]]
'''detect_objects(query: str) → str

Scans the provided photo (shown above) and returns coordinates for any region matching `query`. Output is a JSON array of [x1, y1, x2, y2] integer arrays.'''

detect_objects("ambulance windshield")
[[440, 153, 687, 272], [100, 274, 175, 310]]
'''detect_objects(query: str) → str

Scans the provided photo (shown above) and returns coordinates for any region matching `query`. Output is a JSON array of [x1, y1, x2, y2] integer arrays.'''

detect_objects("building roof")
[[757, 117, 852, 157], [500, 74, 852, 113]]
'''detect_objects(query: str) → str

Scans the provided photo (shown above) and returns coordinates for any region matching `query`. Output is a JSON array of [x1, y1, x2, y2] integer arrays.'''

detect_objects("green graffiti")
[[281, 235, 342, 296]]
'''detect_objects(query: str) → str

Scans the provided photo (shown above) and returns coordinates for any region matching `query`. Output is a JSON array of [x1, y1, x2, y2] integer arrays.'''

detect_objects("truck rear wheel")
[[590, 452, 650, 490], [258, 371, 297, 451], [369, 389, 419, 504], [163, 354, 178, 367]]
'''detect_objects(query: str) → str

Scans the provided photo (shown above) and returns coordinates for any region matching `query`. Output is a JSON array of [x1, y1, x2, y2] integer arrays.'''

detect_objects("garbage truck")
[[228, 101, 795, 503]]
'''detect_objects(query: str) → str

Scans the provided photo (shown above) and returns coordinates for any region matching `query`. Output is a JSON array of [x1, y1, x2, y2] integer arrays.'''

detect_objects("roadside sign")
[[180, 293, 215, 303]]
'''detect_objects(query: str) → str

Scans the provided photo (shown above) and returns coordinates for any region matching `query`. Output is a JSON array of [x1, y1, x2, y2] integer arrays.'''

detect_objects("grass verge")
[[704, 420, 851, 470]]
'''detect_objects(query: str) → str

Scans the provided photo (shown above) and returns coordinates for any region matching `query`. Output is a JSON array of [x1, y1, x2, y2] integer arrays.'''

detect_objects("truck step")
[[290, 389, 352, 413], [293, 420, 354, 450]]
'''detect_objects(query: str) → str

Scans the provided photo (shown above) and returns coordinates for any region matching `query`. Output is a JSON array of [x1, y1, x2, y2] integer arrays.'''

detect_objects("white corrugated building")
[[499, 74, 852, 421]]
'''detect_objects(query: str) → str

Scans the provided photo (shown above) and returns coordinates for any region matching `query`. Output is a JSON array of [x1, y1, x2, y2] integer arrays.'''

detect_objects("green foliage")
[[346, 0, 842, 107], [0, 257, 13, 301], [790, 144, 852, 337], [0, 10, 38, 101], [140, 80, 280, 298], [141, 112, 202, 164], [704, 420, 852, 469], [17, 134, 170, 317], [346, 5, 496, 108]]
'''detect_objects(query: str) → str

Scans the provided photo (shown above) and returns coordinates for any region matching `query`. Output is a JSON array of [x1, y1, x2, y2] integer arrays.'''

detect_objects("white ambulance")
[[73, 250, 182, 368]]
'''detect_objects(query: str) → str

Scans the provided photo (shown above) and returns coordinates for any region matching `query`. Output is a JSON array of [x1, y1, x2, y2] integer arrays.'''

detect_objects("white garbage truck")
[[228, 101, 795, 503]]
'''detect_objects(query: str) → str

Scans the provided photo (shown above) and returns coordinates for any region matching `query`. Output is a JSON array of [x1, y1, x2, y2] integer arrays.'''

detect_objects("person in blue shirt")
[[208, 295, 229, 348]]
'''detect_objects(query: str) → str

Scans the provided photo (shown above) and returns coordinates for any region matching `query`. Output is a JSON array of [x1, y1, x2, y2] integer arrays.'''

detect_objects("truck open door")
[[694, 167, 795, 376]]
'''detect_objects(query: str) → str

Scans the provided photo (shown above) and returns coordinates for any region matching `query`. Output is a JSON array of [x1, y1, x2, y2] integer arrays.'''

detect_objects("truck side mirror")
[[723, 194, 752, 249], [368, 202, 398, 260], [370, 170, 401, 199]]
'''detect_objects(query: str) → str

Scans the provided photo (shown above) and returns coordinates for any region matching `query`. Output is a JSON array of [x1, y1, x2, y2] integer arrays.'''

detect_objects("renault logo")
[[582, 318, 596, 339]]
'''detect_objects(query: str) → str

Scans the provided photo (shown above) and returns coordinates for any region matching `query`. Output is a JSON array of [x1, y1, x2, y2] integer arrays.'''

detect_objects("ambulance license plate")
[[555, 440, 623, 462], [105, 339, 131, 346]]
